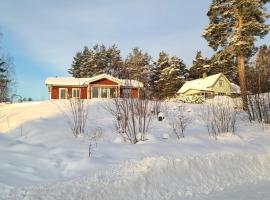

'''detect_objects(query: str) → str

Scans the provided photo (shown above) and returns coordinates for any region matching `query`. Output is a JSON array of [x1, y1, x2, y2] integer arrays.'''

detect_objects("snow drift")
[[2, 153, 270, 200], [1, 100, 270, 199]]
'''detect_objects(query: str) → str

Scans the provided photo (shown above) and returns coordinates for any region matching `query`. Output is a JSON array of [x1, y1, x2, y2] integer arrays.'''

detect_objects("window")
[[92, 87, 99, 98], [91, 87, 117, 98], [218, 92, 225, 96], [110, 88, 117, 98], [219, 80, 224, 87], [122, 88, 131, 98], [72, 88, 80, 98], [101, 88, 108, 98], [59, 88, 67, 99]]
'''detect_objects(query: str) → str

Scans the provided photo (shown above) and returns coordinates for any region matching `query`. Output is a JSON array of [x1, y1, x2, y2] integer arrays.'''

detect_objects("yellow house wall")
[[211, 76, 231, 95]]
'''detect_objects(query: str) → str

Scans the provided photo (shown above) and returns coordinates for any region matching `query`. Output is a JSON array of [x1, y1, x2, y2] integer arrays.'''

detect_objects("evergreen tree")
[[69, 44, 123, 78], [124, 47, 151, 87], [159, 56, 186, 98], [0, 33, 15, 102], [105, 45, 124, 77], [152, 52, 186, 99], [203, 0, 270, 109], [189, 51, 210, 79], [71, 52, 83, 78], [210, 51, 238, 83], [151, 52, 170, 99], [255, 45, 270, 92], [0, 56, 14, 102]]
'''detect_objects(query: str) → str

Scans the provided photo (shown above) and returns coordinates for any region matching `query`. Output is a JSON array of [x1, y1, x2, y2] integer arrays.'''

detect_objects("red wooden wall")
[[51, 86, 87, 99], [90, 78, 119, 85], [131, 88, 139, 98]]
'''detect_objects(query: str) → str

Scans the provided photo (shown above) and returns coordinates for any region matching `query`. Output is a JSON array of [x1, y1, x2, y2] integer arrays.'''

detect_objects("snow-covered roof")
[[45, 74, 143, 88], [45, 77, 91, 86], [120, 79, 144, 88], [177, 73, 225, 94], [230, 83, 241, 94]]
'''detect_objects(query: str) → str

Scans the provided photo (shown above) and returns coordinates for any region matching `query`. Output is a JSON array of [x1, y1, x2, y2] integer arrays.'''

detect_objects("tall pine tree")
[[152, 52, 186, 99], [189, 51, 210, 79], [124, 47, 151, 88], [255, 45, 270, 92], [203, 0, 270, 109], [69, 44, 123, 78], [159, 56, 186, 98], [210, 51, 238, 83], [151, 52, 170, 99]]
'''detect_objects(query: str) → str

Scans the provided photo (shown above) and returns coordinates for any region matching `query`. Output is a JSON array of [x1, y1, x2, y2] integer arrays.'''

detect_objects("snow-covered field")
[[1, 99, 270, 200]]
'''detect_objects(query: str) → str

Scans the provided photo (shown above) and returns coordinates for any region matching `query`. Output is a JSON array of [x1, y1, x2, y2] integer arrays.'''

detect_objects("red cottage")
[[45, 74, 143, 99]]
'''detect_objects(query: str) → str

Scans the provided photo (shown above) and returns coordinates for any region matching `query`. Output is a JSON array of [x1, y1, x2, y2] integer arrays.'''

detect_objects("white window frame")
[[72, 88, 80, 99], [91, 87, 117, 98], [59, 88, 68, 99]]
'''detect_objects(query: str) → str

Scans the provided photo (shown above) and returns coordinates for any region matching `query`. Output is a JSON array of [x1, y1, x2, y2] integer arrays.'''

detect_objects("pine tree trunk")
[[237, 15, 248, 110], [238, 55, 248, 110]]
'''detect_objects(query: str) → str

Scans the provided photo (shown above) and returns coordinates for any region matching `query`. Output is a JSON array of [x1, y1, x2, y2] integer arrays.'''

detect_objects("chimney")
[[202, 65, 210, 79]]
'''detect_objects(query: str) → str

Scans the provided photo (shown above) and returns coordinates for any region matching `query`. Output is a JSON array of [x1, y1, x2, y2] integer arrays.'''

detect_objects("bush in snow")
[[166, 94, 205, 104], [87, 126, 102, 157], [59, 98, 89, 137], [202, 97, 237, 139], [151, 100, 162, 116], [166, 104, 191, 139], [105, 97, 153, 144], [247, 93, 270, 129]]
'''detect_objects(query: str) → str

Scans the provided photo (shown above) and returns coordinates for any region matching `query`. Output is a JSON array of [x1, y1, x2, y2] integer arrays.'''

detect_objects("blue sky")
[[0, 0, 269, 100]]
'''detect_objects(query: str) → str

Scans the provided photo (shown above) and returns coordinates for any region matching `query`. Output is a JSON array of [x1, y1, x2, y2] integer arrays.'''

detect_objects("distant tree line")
[[69, 42, 270, 100], [69, 44, 187, 99]]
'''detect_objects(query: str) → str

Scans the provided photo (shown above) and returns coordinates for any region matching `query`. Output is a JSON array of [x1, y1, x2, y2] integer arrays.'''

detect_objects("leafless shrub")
[[58, 98, 89, 137], [87, 126, 103, 157], [247, 93, 270, 128], [151, 100, 162, 116], [166, 104, 191, 139], [105, 98, 153, 144], [202, 97, 237, 139]]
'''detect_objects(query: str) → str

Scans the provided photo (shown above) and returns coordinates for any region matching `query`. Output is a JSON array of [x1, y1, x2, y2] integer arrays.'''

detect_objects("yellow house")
[[177, 73, 240, 97]]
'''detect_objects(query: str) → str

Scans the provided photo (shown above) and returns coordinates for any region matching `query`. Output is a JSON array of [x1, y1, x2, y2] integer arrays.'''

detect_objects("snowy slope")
[[1, 100, 270, 199]]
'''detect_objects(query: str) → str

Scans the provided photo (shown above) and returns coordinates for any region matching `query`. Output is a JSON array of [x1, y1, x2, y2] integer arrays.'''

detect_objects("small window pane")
[[92, 87, 99, 98], [72, 89, 80, 98], [101, 88, 108, 98], [219, 80, 223, 87], [110, 88, 116, 98], [60, 89, 67, 99]]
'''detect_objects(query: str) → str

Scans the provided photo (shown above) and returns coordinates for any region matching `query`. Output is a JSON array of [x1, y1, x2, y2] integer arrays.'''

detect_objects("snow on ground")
[[0, 99, 270, 199]]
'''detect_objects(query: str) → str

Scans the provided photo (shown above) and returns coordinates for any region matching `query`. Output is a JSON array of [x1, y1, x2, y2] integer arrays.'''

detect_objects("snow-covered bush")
[[202, 97, 237, 139], [247, 93, 270, 128], [167, 95, 205, 104], [105, 98, 154, 144], [166, 104, 191, 139]]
